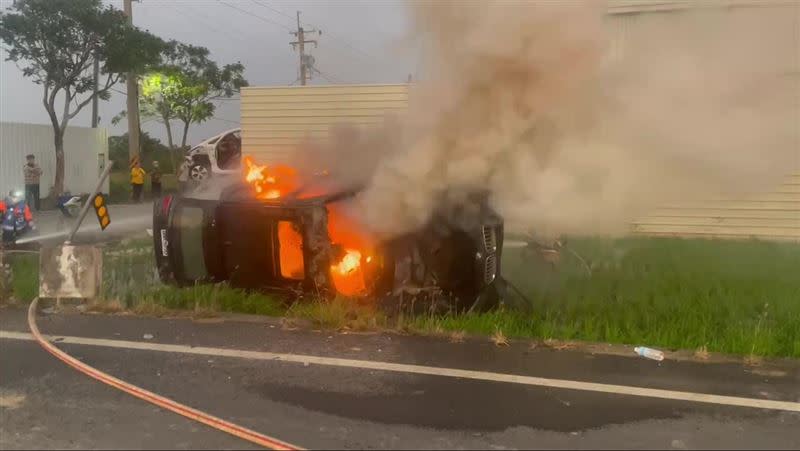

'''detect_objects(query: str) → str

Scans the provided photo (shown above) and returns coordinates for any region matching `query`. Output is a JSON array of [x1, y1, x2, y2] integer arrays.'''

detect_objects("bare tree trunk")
[[180, 121, 190, 149], [53, 130, 66, 196], [164, 118, 174, 149], [163, 117, 177, 173]]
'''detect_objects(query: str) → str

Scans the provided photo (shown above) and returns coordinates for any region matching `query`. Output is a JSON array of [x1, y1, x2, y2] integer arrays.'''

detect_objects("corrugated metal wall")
[[0, 122, 109, 198], [240, 84, 408, 161], [613, 2, 800, 241], [631, 172, 800, 241]]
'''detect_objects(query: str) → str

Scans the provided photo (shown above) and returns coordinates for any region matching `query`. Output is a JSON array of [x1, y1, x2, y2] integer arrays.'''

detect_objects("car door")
[[214, 129, 242, 173]]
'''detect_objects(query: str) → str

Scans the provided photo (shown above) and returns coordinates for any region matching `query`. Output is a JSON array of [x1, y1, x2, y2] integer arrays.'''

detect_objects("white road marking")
[[2, 330, 798, 413]]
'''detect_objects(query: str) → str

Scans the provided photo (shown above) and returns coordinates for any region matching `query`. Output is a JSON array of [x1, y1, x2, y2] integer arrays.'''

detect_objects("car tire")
[[189, 163, 210, 181]]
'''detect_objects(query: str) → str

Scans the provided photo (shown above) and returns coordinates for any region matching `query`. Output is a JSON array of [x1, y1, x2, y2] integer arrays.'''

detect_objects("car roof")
[[197, 128, 241, 146]]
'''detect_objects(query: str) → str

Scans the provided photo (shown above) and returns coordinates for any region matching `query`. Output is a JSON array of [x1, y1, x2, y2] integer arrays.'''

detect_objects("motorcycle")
[[1, 190, 36, 244], [56, 191, 86, 230]]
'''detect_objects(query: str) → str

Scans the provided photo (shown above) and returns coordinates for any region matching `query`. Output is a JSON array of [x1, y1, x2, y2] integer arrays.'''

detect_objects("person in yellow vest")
[[130, 160, 146, 203]]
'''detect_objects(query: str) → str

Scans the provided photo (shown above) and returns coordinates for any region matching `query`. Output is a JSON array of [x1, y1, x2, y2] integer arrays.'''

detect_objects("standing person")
[[150, 161, 163, 198], [23, 154, 43, 211], [130, 160, 146, 203]]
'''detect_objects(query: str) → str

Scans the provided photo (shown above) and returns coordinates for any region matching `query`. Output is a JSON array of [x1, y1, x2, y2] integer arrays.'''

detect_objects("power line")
[[247, 0, 294, 29], [216, 0, 293, 32], [249, 0, 294, 21], [156, 1, 255, 48], [312, 67, 343, 85], [143, 1, 297, 85], [252, 0, 389, 67], [209, 117, 240, 125]]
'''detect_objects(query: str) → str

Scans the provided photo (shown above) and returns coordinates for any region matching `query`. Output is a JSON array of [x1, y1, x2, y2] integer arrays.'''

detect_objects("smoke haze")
[[297, 1, 799, 239]]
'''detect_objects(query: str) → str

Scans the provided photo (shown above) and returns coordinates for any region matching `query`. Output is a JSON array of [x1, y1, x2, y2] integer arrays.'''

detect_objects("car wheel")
[[189, 163, 210, 181]]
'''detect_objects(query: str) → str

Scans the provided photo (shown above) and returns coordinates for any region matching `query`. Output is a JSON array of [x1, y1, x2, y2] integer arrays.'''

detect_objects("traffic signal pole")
[[65, 162, 115, 244]]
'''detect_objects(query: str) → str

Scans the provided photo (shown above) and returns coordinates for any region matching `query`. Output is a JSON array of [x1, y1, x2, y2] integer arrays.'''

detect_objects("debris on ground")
[[635, 346, 665, 361], [449, 331, 466, 344], [694, 345, 710, 360], [491, 329, 509, 347]]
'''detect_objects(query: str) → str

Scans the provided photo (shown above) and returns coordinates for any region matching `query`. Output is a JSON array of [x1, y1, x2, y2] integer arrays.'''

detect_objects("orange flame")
[[334, 249, 362, 275], [327, 203, 376, 297], [242, 156, 376, 297], [330, 249, 368, 296], [243, 156, 297, 200], [278, 221, 305, 280]]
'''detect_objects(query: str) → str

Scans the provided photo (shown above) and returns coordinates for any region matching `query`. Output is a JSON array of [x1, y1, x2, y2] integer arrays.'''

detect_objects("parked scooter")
[[0, 190, 36, 244]]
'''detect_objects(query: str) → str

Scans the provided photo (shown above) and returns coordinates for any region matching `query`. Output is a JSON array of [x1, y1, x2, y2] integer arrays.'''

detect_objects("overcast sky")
[[0, 0, 417, 145]]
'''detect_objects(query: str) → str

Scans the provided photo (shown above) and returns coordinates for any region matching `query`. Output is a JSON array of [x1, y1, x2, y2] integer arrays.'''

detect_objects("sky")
[[0, 0, 416, 145]]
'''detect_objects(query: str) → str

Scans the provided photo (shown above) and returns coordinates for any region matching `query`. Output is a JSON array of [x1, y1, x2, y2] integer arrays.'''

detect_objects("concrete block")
[[39, 245, 102, 299]]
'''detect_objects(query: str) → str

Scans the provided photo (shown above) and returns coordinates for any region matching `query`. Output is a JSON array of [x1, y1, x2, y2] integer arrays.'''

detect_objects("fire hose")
[[26, 298, 303, 450]]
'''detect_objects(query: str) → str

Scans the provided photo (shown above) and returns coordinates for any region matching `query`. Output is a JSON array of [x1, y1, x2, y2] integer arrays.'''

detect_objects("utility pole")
[[123, 0, 141, 160], [290, 11, 319, 86], [91, 56, 100, 128]]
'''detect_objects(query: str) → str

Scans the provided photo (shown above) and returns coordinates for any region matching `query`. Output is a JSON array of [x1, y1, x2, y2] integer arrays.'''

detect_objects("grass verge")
[[109, 171, 178, 204], [6, 236, 800, 358], [6, 253, 38, 304], [411, 237, 800, 359]]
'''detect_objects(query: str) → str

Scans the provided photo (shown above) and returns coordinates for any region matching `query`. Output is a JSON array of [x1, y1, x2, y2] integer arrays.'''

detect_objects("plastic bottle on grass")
[[634, 346, 664, 361]]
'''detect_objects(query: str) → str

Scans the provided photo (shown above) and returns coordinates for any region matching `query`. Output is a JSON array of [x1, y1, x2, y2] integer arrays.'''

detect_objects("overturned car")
[[153, 159, 506, 312]]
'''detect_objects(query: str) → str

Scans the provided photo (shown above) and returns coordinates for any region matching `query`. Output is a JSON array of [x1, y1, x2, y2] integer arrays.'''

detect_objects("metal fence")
[[0, 122, 109, 199]]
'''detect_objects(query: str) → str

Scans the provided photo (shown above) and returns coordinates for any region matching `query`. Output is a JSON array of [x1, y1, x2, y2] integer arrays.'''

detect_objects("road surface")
[[1, 307, 798, 449], [19, 203, 152, 247]]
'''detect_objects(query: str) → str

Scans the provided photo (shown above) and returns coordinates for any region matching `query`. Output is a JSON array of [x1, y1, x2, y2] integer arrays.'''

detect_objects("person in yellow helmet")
[[130, 161, 146, 203]]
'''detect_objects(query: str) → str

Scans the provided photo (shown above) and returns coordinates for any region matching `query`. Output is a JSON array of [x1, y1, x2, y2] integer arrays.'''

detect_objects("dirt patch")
[[0, 390, 26, 410]]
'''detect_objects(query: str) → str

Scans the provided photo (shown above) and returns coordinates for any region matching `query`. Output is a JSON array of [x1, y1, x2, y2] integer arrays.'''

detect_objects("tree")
[[109, 132, 180, 174], [0, 0, 166, 195], [117, 42, 247, 149]]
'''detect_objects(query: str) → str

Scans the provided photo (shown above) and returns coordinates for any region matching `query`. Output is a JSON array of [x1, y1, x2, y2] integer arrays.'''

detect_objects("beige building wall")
[[610, 1, 800, 241], [240, 84, 408, 162]]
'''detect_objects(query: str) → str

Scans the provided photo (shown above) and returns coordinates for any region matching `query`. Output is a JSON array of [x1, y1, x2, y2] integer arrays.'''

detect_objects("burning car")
[[153, 157, 505, 312]]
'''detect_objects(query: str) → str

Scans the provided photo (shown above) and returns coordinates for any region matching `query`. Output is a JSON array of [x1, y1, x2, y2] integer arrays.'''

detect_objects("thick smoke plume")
[[300, 1, 799, 239]]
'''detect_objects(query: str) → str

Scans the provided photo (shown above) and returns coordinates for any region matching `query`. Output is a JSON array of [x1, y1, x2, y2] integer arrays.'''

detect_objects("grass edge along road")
[[5, 236, 800, 359]]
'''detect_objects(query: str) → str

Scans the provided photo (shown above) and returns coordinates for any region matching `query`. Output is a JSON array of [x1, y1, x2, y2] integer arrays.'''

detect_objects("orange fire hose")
[[27, 299, 303, 451]]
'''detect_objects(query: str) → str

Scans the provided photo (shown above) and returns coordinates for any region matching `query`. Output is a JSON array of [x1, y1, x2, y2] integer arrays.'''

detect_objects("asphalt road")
[[17, 203, 152, 247], [1, 307, 799, 450]]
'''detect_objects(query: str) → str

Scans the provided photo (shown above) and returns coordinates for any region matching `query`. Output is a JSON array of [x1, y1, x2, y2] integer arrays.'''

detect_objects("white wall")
[[0, 122, 108, 199]]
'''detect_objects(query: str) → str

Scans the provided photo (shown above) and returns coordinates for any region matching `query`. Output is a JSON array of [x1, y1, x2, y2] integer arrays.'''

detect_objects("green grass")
[[6, 236, 800, 358], [109, 171, 178, 204], [100, 238, 283, 316], [409, 237, 800, 358], [7, 253, 38, 303], [287, 297, 387, 331]]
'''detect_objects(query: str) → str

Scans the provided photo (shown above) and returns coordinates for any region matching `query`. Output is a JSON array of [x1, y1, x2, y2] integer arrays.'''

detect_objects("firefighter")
[[1, 190, 34, 243]]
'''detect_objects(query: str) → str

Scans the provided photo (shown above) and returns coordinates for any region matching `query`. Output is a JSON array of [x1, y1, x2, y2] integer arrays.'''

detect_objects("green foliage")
[[0, 0, 165, 89], [0, 0, 166, 194], [137, 41, 248, 147], [108, 132, 182, 173]]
